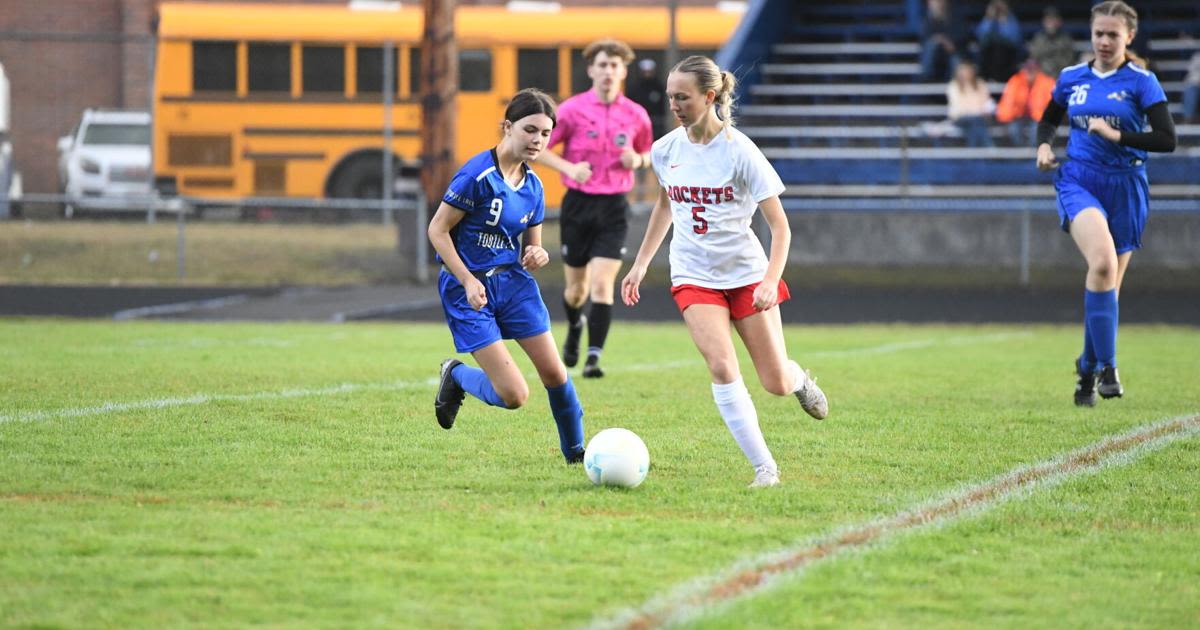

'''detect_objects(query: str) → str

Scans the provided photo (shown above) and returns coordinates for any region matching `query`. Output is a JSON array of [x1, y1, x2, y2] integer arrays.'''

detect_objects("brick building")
[[0, 0, 719, 193]]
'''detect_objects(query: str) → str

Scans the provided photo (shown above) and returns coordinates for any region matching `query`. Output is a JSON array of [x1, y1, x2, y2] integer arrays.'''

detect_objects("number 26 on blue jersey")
[[1068, 84, 1090, 106]]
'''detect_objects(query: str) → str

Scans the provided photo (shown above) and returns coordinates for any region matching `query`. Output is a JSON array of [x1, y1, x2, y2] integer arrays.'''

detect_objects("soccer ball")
[[584, 428, 650, 488]]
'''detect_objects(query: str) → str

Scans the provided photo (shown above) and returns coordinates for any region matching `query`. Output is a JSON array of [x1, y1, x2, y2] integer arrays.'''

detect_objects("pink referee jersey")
[[547, 89, 654, 196]]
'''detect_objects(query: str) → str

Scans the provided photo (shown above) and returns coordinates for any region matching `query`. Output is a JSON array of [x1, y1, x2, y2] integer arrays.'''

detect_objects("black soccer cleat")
[[562, 315, 586, 368], [582, 355, 604, 379], [435, 358, 465, 429], [1097, 366, 1124, 399], [565, 448, 585, 464], [1074, 360, 1097, 407]]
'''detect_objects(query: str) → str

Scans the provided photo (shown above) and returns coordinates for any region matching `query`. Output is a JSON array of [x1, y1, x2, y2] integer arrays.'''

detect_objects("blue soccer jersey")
[[1052, 60, 1168, 169], [440, 149, 545, 271]]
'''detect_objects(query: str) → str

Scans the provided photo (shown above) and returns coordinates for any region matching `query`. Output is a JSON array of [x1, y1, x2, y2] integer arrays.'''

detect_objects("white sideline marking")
[[112, 294, 253, 320], [807, 331, 1032, 358], [584, 413, 1200, 630], [0, 381, 429, 424], [0, 332, 1024, 425], [332, 298, 443, 322]]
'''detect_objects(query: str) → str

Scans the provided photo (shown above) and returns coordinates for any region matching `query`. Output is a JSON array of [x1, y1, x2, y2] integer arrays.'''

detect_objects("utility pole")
[[666, 0, 679, 77], [419, 0, 457, 237], [665, 0, 679, 132]]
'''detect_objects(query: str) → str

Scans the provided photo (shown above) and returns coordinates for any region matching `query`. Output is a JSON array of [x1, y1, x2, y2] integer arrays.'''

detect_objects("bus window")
[[303, 45, 345, 94], [517, 49, 558, 94], [248, 43, 291, 93], [356, 46, 398, 95], [409, 47, 421, 95], [405, 48, 489, 94], [192, 41, 236, 92], [459, 49, 491, 92], [569, 47, 592, 94]]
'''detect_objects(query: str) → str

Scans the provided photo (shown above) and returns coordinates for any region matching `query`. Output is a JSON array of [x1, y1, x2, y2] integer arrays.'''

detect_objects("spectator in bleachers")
[[975, 0, 1023, 82], [947, 60, 995, 147], [920, 0, 968, 82], [1184, 51, 1200, 124], [1028, 6, 1076, 77], [996, 59, 1055, 146]]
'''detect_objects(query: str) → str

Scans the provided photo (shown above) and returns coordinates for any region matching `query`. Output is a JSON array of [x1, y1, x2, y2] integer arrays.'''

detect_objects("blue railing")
[[715, 0, 793, 107]]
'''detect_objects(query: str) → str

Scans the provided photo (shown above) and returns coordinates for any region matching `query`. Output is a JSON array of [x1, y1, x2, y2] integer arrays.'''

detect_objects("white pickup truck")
[[0, 61, 19, 219], [57, 109, 152, 217]]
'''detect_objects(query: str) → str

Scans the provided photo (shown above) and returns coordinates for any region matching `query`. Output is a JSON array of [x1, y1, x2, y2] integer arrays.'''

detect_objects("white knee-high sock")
[[712, 378, 776, 471]]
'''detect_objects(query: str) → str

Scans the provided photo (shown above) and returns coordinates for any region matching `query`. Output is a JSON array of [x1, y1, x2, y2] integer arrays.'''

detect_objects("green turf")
[[1, 321, 1197, 628]]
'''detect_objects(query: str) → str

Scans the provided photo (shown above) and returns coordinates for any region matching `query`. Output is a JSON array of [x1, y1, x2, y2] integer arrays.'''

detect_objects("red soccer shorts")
[[670, 280, 791, 320]]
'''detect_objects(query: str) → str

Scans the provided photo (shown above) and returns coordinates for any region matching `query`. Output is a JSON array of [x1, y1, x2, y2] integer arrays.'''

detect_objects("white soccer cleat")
[[748, 465, 780, 488], [794, 369, 829, 420]]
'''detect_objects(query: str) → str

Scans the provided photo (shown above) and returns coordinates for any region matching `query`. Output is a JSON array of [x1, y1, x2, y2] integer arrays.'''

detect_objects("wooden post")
[[666, 0, 679, 76], [419, 0, 457, 230], [664, 0, 679, 132]]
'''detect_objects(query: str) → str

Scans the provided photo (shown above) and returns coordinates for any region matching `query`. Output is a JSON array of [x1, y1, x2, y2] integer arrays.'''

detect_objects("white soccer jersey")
[[650, 125, 786, 289]]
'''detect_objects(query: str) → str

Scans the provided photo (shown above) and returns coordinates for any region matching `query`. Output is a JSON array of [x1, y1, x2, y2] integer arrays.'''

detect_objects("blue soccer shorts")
[[1055, 159, 1150, 254], [439, 265, 552, 353]]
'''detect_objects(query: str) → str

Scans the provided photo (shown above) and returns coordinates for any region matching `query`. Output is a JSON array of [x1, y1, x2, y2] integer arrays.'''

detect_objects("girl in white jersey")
[[620, 55, 828, 489]]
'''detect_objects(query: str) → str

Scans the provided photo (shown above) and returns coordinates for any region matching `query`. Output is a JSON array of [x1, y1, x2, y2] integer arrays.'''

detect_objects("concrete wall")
[[628, 210, 1200, 269], [789, 212, 1200, 268]]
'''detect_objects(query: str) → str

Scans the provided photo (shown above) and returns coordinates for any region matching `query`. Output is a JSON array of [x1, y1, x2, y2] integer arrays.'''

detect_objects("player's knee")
[[1089, 254, 1118, 283], [502, 392, 528, 410], [589, 283, 614, 302], [706, 359, 739, 383], [499, 383, 529, 409], [538, 365, 568, 389], [564, 285, 587, 305]]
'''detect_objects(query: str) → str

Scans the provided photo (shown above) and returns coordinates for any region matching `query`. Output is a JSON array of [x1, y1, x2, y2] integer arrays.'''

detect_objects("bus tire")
[[327, 154, 385, 200]]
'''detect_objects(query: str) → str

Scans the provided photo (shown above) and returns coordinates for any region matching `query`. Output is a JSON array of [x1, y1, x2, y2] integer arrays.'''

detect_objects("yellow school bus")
[[153, 2, 740, 207]]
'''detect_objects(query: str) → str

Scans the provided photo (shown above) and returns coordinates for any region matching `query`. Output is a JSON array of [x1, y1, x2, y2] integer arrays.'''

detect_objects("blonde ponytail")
[[1124, 50, 1149, 68], [717, 70, 738, 132]]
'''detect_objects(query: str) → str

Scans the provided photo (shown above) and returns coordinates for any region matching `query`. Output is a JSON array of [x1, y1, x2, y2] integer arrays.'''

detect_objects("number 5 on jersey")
[[691, 206, 708, 234]]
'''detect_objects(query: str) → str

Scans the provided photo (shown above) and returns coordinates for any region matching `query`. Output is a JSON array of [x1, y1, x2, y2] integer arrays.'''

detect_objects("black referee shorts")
[[559, 188, 630, 268]]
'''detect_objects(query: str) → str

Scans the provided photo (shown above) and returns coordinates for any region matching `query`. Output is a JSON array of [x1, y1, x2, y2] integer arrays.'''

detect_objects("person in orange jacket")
[[996, 58, 1056, 146]]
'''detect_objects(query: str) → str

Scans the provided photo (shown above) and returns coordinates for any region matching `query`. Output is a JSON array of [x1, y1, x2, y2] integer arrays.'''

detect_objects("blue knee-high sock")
[[1085, 289, 1119, 369], [1080, 310, 1097, 374], [453, 364, 506, 408], [546, 378, 585, 461]]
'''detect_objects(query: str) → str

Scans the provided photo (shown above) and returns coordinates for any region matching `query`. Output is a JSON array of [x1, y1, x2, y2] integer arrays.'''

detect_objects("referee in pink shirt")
[[536, 39, 654, 378]]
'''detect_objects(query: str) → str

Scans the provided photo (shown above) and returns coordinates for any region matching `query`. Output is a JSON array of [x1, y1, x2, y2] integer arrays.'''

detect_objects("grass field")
[[1, 320, 1197, 628]]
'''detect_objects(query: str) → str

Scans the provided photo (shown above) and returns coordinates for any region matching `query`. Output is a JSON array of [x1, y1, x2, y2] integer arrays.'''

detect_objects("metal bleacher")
[[719, 0, 1200, 214]]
